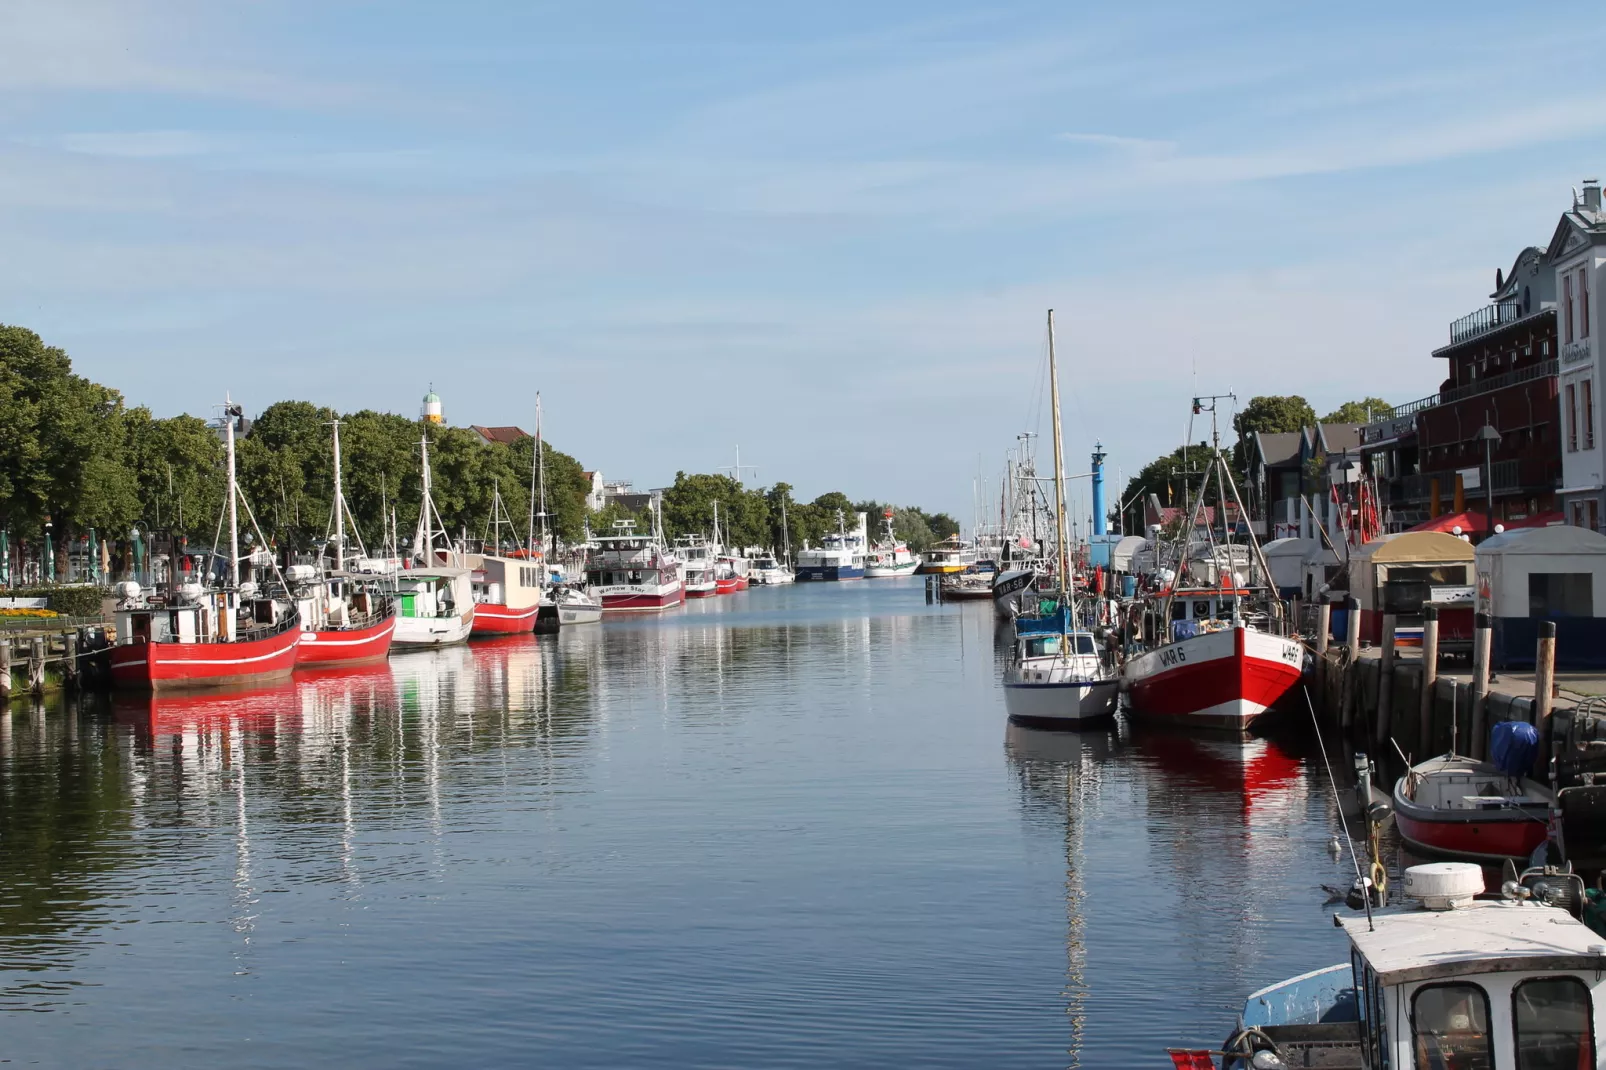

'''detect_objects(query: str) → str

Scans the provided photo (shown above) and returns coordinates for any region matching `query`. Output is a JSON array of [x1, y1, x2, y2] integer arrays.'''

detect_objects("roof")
[[469, 425, 530, 445], [1342, 901, 1606, 985], [1254, 431, 1304, 468], [1313, 422, 1363, 454], [1353, 530, 1476, 564], [1477, 523, 1606, 557], [423, 391, 441, 403]]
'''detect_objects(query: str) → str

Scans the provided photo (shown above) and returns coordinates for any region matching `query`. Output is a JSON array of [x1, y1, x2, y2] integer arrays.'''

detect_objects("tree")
[[1321, 398, 1394, 425], [1231, 394, 1316, 481]]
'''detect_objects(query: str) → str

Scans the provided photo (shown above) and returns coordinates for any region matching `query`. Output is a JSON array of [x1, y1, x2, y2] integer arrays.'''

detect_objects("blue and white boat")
[[795, 511, 868, 581]]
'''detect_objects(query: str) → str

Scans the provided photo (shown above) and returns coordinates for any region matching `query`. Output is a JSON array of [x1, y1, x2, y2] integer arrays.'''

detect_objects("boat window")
[[1171, 602, 1186, 621], [1412, 983, 1491, 1070], [1513, 977, 1593, 1070], [1024, 636, 1061, 657], [1074, 635, 1095, 655]]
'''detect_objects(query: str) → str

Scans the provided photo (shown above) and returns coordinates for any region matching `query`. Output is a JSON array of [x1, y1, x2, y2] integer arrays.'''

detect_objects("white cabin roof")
[[1341, 901, 1606, 985], [1476, 524, 1606, 557]]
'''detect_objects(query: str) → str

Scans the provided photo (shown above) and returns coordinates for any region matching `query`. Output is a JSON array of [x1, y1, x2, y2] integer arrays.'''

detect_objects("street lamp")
[[1477, 424, 1502, 542]]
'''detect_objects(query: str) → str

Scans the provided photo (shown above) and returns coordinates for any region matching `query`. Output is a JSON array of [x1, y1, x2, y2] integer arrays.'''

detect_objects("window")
[[1567, 383, 1578, 453], [1513, 976, 1594, 1070], [1583, 268, 1593, 339], [1586, 379, 1596, 450], [1412, 983, 1492, 1070], [1565, 273, 1576, 344], [1529, 573, 1594, 617]]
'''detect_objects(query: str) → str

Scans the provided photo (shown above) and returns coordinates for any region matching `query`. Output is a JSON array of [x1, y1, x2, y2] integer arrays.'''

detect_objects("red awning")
[[1408, 510, 1564, 534]]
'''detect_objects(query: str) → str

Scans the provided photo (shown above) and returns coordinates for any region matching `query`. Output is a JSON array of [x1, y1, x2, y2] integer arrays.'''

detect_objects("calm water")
[[1, 579, 1361, 1068]]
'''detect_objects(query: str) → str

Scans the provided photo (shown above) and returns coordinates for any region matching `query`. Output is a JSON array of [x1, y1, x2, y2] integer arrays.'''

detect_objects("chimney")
[[1585, 178, 1602, 213]]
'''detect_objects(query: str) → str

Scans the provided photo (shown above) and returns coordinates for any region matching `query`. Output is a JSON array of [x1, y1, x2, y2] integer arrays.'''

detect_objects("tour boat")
[[549, 584, 603, 624], [864, 511, 920, 578], [748, 552, 795, 585], [999, 312, 1120, 730], [109, 396, 302, 690], [1392, 753, 1553, 862], [393, 436, 476, 647], [795, 511, 868, 581], [468, 554, 544, 634], [585, 520, 685, 612], [291, 419, 397, 668], [1173, 862, 1606, 1070], [917, 534, 974, 575], [676, 535, 719, 598]]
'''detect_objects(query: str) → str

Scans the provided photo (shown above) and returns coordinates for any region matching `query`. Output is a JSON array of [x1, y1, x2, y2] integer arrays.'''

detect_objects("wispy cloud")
[[59, 130, 219, 159]]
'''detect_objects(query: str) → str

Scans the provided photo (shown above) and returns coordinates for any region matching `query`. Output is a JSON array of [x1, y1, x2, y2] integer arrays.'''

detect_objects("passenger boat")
[[585, 519, 685, 612], [1393, 752, 1553, 862], [795, 511, 868, 581], [109, 396, 302, 690], [748, 552, 795, 585], [1172, 861, 1606, 1070], [468, 554, 544, 634], [676, 535, 719, 598], [1121, 413, 1303, 732], [549, 584, 603, 624], [1000, 312, 1120, 730], [917, 534, 974, 575], [864, 511, 919, 578], [393, 436, 475, 647], [293, 419, 397, 668]]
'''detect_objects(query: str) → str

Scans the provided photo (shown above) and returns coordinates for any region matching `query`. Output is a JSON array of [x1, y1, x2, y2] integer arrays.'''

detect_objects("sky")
[[4, 1, 1606, 525]]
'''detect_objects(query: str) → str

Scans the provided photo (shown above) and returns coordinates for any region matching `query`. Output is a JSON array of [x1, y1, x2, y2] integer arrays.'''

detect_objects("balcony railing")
[[1448, 300, 1524, 345], [1400, 458, 1558, 503], [1389, 359, 1558, 424]]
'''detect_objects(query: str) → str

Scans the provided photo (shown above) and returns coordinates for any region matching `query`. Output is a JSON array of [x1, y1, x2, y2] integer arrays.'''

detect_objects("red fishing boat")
[[714, 570, 742, 595], [468, 554, 544, 634], [585, 519, 685, 612]]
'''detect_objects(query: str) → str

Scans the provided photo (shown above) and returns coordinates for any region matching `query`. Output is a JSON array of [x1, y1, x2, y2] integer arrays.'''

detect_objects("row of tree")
[[0, 325, 960, 576], [1116, 394, 1395, 531]]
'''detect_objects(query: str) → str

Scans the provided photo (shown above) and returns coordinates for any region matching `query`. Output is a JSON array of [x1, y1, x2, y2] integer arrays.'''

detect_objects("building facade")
[[1550, 180, 1606, 531]]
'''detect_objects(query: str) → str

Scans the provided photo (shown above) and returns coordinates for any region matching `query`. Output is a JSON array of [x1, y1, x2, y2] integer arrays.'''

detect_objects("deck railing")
[[1448, 300, 1524, 345]]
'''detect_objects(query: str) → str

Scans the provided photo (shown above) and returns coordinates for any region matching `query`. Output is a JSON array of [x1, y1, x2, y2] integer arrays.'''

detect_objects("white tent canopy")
[[1262, 537, 1341, 599], [1475, 525, 1606, 618], [1109, 535, 1147, 572]]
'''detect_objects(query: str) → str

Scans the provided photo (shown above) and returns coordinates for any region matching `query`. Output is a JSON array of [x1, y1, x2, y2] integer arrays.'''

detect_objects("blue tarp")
[[1491, 720, 1539, 778], [1171, 618, 1199, 642]]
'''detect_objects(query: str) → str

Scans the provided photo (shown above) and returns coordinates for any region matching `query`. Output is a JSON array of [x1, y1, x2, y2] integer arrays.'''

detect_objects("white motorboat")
[[864, 510, 919, 578], [549, 584, 602, 625], [748, 552, 794, 585], [795, 511, 868, 581]]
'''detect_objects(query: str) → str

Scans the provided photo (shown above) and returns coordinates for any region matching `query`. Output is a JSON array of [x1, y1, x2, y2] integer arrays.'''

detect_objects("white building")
[[1551, 179, 1606, 531]]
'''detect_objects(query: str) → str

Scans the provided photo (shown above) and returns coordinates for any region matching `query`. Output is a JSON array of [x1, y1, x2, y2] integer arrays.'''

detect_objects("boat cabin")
[[115, 583, 291, 645], [1213, 864, 1606, 1070], [1141, 588, 1252, 644], [398, 568, 469, 620], [1016, 631, 1097, 660], [470, 555, 544, 610]]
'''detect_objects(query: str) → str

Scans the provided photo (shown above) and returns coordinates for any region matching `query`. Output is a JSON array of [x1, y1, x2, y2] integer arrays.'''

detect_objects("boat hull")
[[749, 569, 794, 585], [715, 576, 741, 595], [1004, 678, 1120, 728], [470, 602, 540, 635], [110, 622, 302, 691], [1393, 803, 1550, 862], [1392, 757, 1553, 861], [599, 587, 685, 612], [796, 564, 864, 581], [1123, 626, 1304, 731], [916, 563, 968, 575], [685, 584, 718, 598], [393, 609, 475, 647], [297, 614, 396, 668], [864, 562, 919, 578]]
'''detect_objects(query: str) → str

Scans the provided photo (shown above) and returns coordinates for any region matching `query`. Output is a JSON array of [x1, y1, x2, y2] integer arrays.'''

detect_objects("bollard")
[[1535, 619, 1557, 772], [1419, 606, 1440, 755], [1470, 612, 1491, 760], [1376, 614, 1397, 747]]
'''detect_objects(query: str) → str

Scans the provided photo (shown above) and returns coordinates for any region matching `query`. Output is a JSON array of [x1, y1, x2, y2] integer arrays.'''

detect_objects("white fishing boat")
[[864, 510, 919, 578], [795, 510, 868, 581], [394, 435, 475, 648], [1001, 310, 1120, 729]]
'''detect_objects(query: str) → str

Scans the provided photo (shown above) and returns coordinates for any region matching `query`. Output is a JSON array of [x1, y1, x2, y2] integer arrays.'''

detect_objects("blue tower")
[[1091, 442, 1107, 537]]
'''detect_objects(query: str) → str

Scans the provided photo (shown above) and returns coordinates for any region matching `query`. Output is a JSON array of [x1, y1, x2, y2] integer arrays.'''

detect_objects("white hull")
[[393, 609, 475, 647], [1003, 677, 1120, 727], [750, 568, 795, 585], [864, 561, 919, 578], [556, 603, 602, 625]]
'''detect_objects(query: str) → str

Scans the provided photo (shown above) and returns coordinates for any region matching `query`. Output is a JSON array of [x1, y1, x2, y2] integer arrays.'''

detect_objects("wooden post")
[[28, 637, 45, 696], [1535, 619, 1557, 761], [1344, 595, 1361, 653], [1339, 597, 1362, 729], [1470, 612, 1492, 760], [1419, 605, 1440, 755], [1376, 613, 1397, 746], [62, 632, 78, 693], [0, 639, 10, 701]]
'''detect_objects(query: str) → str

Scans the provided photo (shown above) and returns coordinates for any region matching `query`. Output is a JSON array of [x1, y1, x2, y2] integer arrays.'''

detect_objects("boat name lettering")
[[1280, 643, 1301, 664], [1159, 646, 1187, 668]]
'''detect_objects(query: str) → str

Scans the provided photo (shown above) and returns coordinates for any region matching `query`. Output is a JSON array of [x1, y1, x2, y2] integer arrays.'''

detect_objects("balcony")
[[1390, 359, 1558, 422], [1448, 301, 1524, 345], [1400, 458, 1558, 504]]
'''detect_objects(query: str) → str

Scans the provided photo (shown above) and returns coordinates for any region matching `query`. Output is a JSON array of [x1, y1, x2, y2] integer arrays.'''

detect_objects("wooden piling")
[[1535, 619, 1557, 772], [1316, 602, 1331, 656], [1419, 606, 1439, 755], [1470, 612, 1491, 760], [28, 637, 45, 696], [62, 632, 78, 693], [1376, 613, 1397, 747], [0, 639, 10, 701]]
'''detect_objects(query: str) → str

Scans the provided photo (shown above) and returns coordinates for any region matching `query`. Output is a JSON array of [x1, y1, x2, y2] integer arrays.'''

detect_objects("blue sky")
[[4, 1, 1605, 525]]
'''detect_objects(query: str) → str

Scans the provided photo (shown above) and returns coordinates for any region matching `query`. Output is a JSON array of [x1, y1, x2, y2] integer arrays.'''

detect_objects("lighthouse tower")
[[421, 387, 444, 425]]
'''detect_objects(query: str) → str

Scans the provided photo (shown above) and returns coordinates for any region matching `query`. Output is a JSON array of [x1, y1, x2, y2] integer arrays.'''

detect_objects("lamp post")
[[1477, 424, 1502, 543]]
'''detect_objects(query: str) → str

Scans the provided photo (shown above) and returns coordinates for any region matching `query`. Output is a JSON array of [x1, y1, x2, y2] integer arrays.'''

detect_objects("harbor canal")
[[4, 580, 1358, 1067]]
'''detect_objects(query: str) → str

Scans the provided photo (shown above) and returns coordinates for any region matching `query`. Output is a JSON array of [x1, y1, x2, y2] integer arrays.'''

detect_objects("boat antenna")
[[224, 394, 241, 588], [1303, 686, 1375, 931], [1046, 310, 1072, 646]]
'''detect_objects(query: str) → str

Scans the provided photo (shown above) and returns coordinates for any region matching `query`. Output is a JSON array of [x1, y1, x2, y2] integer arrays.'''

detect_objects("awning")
[[1408, 510, 1563, 534]]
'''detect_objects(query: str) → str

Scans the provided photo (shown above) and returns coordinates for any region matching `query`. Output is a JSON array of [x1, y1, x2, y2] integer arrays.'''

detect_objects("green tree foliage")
[[1321, 397, 1394, 424], [123, 408, 225, 539], [1118, 442, 1217, 529], [661, 472, 772, 548]]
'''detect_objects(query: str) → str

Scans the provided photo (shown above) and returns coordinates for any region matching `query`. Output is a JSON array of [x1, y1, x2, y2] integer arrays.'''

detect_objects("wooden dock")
[[0, 619, 115, 699]]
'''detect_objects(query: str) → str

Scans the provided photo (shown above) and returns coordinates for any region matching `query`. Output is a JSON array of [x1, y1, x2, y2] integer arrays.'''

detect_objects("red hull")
[[470, 602, 540, 634], [685, 586, 718, 599], [600, 590, 684, 612], [1394, 808, 1550, 862], [110, 624, 302, 691], [297, 615, 396, 668], [714, 576, 741, 595], [1126, 628, 1304, 731]]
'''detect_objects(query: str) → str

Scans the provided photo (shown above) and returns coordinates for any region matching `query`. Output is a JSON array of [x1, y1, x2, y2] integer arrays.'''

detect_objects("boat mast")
[[1046, 311, 1071, 625], [332, 418, 345, 571], [225, 394, 241, 588], [537, 395, 549, 554], [417, 435, 433, 564], [781, 498, 791, 562], [712, 500, 722, 549]]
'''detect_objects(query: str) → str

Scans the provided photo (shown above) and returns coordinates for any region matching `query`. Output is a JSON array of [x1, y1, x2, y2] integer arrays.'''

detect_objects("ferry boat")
[[795, 511, 868, 581], [1175, 862, 1606, 1070], [585, 521, 685, 612], [864, 511, 919, 578], [676, 535, 719, 598], [748, 551, 795, 585], [109, 397, 302, 690], [917, 534, 974, 575], [393, 436, 475, 648], [468, 554, 544, 634]]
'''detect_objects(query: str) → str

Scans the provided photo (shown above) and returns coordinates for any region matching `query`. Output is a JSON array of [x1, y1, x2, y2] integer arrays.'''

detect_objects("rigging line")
[[1303, 685, 1374, 931]]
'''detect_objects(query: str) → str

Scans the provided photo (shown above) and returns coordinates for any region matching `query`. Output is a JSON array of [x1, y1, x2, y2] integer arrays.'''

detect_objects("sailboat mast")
[[332, 419, 345, 570], [781, 498, 791, 561], [1046, 311, 1071, 605], [537, 394, 548, 552], [225, 395, 240, 588], [419, 435, 433, 563]]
